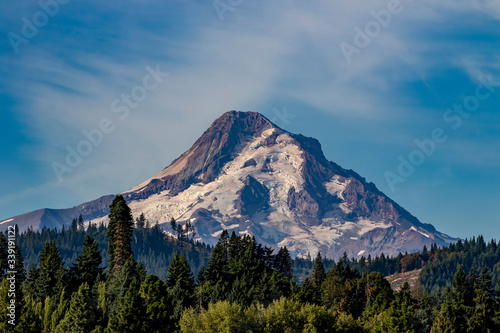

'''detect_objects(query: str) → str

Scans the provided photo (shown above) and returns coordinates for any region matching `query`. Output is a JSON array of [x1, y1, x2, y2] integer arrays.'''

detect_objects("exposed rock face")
[[1, 111, 456, 259], [236, 176, 270, 217]]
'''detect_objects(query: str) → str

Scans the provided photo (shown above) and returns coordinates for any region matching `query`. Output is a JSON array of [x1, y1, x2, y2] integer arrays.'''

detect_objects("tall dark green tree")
[[274, 246, 293, 280], [136, 213, 146, 229], [167, 253, 195, 321], [206, 230, 229, 285], [107, 195, 134, 273], [467, 287, 496, 332], [108, 280, 146, 333], [431, 267, 471, 332], [107, 255, 144, 313], [310, 252, 326, 289], [70, 235, 103, 289], [70, 218, 78, 233], [139, 275, 174, 332], [78, 214, 85, 230], [297, 277, 315, 304], [166, 253, 194, 292], [453, 266, 473, 306], [33, 241, 66, 303], [55, 282, 97, 333], [467, 267, 478, 301], [170, 218, 178, 238], [476, 266, 494, 298]]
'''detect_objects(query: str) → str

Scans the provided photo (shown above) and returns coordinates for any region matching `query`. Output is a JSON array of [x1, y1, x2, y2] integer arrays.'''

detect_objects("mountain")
[[1, 111, 456, 258]]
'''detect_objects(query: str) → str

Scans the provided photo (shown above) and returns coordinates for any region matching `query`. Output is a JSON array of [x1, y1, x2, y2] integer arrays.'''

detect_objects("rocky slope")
[[0, 111, 456, 259]]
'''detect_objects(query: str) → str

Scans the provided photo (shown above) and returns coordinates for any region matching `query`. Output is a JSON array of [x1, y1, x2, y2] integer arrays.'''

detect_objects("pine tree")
[[431, 267, 471, 332], [50, 290, 69, 332], [107, 195, 134, 273], [26, 263, 38, 296], [78, 214, 84, 230], [476, 266, 494, 298], [106, 255, 141, 313], [453, 266, 470, 305], [71, 218, 78, 233], [108, 280, 146, 333], [206, 230, 229, 285], [70, 235, 103, 289], [95, 281, 108, 330], [55, 282, 97, 333], [139, 275, 173, 332], [467, 288, 496, 332], [421, 245, 429, 263], [392, 282, 415, 329], [413, 288, 434, 333], [167, 253, 194, 292], [274, 246, 293, 280], [34, 241, 66, 303], [167, 253, 194, 321], [431, 302, 466, 333], [136, 213, 146, 229], [310, 252, 326, 289], [197, 265, 207, 286], [170, 218, 177, 238], [186, 220, 196, 240], [467, 267, 478, 302], [16, 295, 43, 333], [297, 277, 315, 304]]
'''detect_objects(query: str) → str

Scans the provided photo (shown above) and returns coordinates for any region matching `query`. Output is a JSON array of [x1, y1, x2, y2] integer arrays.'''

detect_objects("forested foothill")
[[2, 195, 500, 332]]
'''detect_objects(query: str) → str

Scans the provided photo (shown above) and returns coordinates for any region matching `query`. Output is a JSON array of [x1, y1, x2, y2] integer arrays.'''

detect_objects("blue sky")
[[0, 0, 499, 239]]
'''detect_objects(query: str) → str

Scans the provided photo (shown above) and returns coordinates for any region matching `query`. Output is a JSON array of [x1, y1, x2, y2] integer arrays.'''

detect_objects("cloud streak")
[[0, 0, 499, 237]]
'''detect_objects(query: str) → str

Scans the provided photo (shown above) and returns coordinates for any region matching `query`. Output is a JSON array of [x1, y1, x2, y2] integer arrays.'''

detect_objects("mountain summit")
[[1, 111, 456, 258]]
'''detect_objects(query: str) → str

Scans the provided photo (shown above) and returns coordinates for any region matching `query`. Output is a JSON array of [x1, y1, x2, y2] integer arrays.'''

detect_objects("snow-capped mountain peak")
[[2, 111, 456, 258]]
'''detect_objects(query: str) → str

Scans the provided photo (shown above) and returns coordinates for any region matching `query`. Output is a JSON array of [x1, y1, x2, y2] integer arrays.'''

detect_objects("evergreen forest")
[[2, 195, 500, 332]]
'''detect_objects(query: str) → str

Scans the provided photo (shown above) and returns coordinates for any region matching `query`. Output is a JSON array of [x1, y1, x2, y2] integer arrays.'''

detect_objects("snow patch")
[[0, 219, 13, 225], [350, 237, 358, 240], [340, 219, 391, 236], [324, 175, 348, 199], [418, 231, 430, 238], [410, 226, 430, 238], [357, 250, 365, 256]]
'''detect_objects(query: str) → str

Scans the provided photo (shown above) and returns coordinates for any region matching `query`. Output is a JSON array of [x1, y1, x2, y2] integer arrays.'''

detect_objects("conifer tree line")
[[294, 236, 500, 293], [2, 195, 500, 331], [14, 210, 211, 281]]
